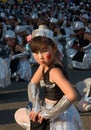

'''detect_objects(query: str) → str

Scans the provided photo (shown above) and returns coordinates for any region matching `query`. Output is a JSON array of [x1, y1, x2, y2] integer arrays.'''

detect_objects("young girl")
[[28, 29, 83, 130], [15, 29, 83, 130]]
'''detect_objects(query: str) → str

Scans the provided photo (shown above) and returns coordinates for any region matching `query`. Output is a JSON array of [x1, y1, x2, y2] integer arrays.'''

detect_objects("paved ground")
[[0, 81, 28, 130]]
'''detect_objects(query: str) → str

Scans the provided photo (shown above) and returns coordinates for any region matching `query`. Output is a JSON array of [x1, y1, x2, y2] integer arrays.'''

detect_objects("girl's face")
[[74, 29, 84, 36], [5, 38, 16, 48], [33, 44, 57, 66]]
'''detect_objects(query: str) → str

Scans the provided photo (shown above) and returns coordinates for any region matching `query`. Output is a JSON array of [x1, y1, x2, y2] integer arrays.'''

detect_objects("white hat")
[[15, 25, 26, 33], [49, 17, 58, 23], [32, 29, 54, 40], [58, 13, 62, 19], [9, 15, 15, 19], [4, 30, 16, 38], [81, 14, 89, 20], [73, 21, 84, 30], [31, 13, 38, 19], [0, 12, 6, 18], [80, 9, 86, 13], [38, 25, 48, 29], [80, 2, 84, 5], [86, 4, 90, 7]]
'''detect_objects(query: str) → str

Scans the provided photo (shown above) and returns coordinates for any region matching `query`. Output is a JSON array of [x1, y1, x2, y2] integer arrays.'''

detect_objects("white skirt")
[[45, 102, 84, 130]]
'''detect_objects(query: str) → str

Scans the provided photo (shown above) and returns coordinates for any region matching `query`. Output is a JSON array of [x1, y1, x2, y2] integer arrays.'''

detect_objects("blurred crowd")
[[0, 0, 91, 78]]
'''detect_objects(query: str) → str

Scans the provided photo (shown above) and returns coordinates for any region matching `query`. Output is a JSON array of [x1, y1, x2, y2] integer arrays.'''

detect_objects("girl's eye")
[[41, 49, 47, 52], [33, 53, 38, 57]]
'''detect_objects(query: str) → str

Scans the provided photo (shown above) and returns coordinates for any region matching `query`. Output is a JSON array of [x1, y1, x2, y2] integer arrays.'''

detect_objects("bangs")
[[30, 36, 55, 53]]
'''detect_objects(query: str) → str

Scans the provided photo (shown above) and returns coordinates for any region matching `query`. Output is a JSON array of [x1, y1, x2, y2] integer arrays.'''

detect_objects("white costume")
[[66, 21, 91, 70]]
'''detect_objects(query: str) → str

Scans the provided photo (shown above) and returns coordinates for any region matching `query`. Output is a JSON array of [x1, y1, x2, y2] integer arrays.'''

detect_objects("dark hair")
[[30, 36, 63, 62], [30, 36, 56, 53]]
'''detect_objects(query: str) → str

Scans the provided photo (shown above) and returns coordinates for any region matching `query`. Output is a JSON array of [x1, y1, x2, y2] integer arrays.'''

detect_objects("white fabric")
[[0, 58, 11, 88], [76, 78, 91, 112], [44, 102, 84, 130], [32, 29, 54, 40], [14, 108, 30, 130], [18, 59, 32, 81], [66, 43, 91, 70]]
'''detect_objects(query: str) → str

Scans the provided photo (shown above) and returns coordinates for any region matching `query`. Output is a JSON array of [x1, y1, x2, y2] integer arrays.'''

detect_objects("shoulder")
[[50, 64, 64, 72], [49, 66, 67, 84], [84, 32, 91, 41], [50, 67, 63, 73], [84, 32, 91, 37], [49, 65, 64, 77]]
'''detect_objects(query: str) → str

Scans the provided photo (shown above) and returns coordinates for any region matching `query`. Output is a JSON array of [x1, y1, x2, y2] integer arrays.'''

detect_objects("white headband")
[[32, 29, 54, 40]]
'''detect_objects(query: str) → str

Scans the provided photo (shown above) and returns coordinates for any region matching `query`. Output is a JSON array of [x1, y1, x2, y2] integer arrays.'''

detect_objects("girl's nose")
[[38, 52, 43, 59]]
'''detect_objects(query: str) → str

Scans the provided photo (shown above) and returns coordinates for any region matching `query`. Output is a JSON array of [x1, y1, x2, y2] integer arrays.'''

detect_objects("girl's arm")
[[28, 65, 44, 101], [84, 33, 91, 42], [50, 68, 77, 101], [27, 65, 44, 111], [30, 65, 44, 84], [27, 65, 44, 122]]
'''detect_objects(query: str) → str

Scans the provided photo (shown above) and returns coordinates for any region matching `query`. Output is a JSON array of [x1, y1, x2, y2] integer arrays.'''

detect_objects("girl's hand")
[[38, 113, 44, 124], [29, 110, 44, 124], [29, 110, 39, 122]]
